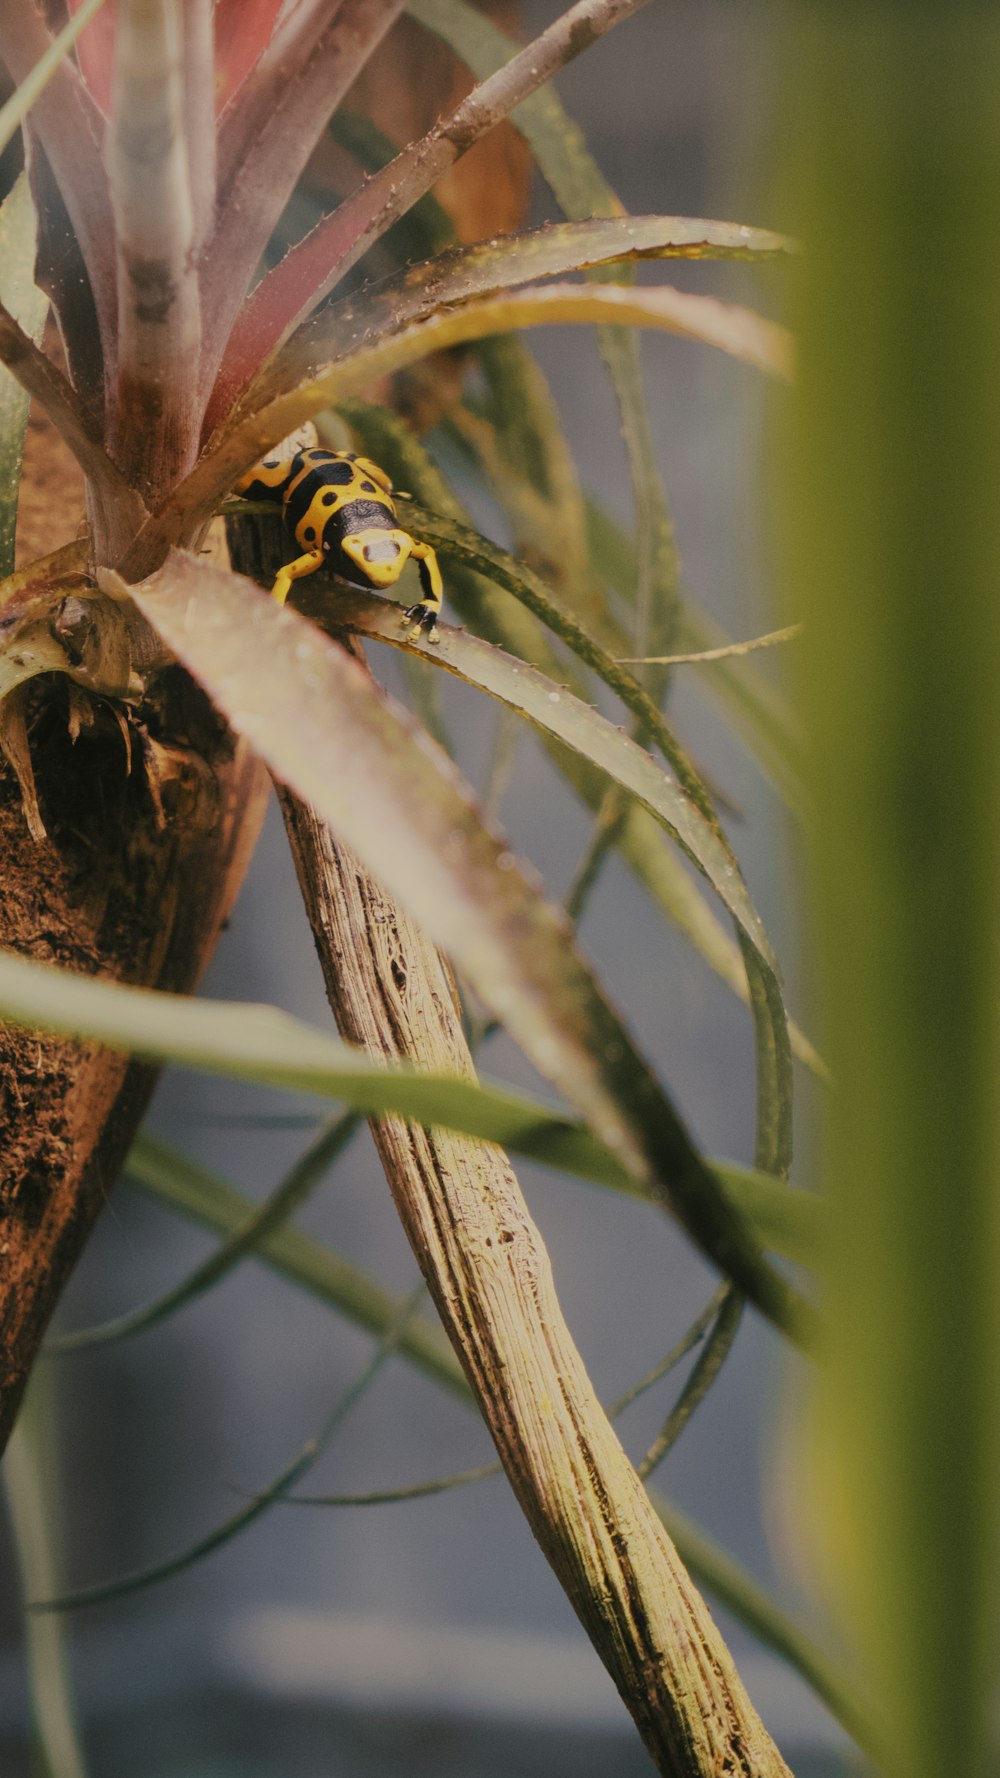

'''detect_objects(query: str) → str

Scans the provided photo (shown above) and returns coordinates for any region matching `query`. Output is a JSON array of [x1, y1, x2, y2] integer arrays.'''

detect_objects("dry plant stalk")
[[279, 784, 792, 1778]]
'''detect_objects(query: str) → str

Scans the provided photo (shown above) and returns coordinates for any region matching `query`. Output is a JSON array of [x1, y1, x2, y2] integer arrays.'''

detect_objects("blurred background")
[[0, 2, 845, 1772]]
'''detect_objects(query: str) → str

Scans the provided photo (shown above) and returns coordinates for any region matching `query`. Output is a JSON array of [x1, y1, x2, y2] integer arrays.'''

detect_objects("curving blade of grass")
[[123, 1133, 468, 1395], [303, 582, 774, 968], [406, 0, 710, 686], [0, 940, 820, 1263], [49, 1113, 360, 1353], [116, 549, 810, 1344], [332, 403, 820, 1076], [32, 1283, 428, 1613], [0, 174, 49, 578], [138, 279, 792, 567], [3, 1375, 90, 1778], [0, 944, 634, 1193], [587, 498, 806, 813], [251, 215, 791, 425], [637, 1286, 744, 1480]]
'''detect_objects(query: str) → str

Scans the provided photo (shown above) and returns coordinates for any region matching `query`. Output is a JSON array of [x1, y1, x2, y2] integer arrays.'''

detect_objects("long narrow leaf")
[[137, 280, 792, 566], [116, 549, 809, 1344], [124, 1133, 468, 1394], [51, 1113, 359, 1352], [0, 176, 49, 578], [107, 0, 202, 500], [334, 402, 819, 1073], [0, 941, 819, 1260], [781, 14, 1000, 1778], [201, 0, 405, 396], [0, 0, 117, 367], [302, 582, 773, 965], [209, 0, 660, 410], [3, 1378, 90, 1778], [228, 215, 791, 435]]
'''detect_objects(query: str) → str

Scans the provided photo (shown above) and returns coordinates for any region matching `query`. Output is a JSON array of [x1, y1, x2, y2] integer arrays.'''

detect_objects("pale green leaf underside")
[[0, 943, 818, 1261]]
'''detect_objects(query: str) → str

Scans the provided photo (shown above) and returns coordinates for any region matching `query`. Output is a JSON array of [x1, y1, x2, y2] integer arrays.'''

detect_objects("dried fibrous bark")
[[0, 670, 267, 1448], [0, 424, 268, 1447], [280, 794, 793, 1777]]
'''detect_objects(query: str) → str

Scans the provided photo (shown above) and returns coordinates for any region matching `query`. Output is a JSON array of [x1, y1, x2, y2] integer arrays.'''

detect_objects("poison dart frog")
[[235, 447, 444, 634]]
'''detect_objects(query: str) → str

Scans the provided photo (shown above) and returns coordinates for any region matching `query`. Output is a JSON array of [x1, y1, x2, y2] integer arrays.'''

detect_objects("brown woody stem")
[[277, 781, 793, 1777]]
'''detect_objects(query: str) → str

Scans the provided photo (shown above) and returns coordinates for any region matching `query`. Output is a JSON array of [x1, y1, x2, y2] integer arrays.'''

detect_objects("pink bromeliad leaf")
[[66, 0, 116, 114], [213, 0, 287, 112]]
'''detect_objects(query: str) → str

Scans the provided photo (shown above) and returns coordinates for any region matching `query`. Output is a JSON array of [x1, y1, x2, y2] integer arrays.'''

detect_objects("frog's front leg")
[[271, 548, 324, 606], [400, 541, 444, 640]]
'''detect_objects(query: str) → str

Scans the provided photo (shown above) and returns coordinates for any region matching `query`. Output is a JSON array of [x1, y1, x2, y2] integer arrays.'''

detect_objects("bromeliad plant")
[[0, 2, 843, 1775]]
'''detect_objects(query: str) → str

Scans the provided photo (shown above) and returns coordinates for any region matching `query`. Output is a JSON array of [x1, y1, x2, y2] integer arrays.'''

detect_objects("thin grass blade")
[[33, 1284, 427, 1612], [3, 1375, 90, 1778], [309, 582, 774, 968], [124, 1133, 467, 1394], [51, 1113, 359, 1352]]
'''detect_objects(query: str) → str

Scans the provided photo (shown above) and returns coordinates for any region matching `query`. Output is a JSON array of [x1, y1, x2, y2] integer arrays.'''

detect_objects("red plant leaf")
[[67, 0, 117, 114], [213, 0, 286, 112]]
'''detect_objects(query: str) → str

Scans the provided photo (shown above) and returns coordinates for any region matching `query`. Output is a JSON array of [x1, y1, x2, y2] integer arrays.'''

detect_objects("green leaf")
[[779, 15, 1000, 1778], [586, 499, 806, 814], [137, 277, 792, 563], [0, 943, 819, 1264], [0, 943, 632, 1191], [3, 1374, 89, 1778], [0, 175, 49, 577], [406, 0, 689, 676], [113, 550, 809, 1345], [312, 581, 775, 971], [333, 404, 821, 1076]]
